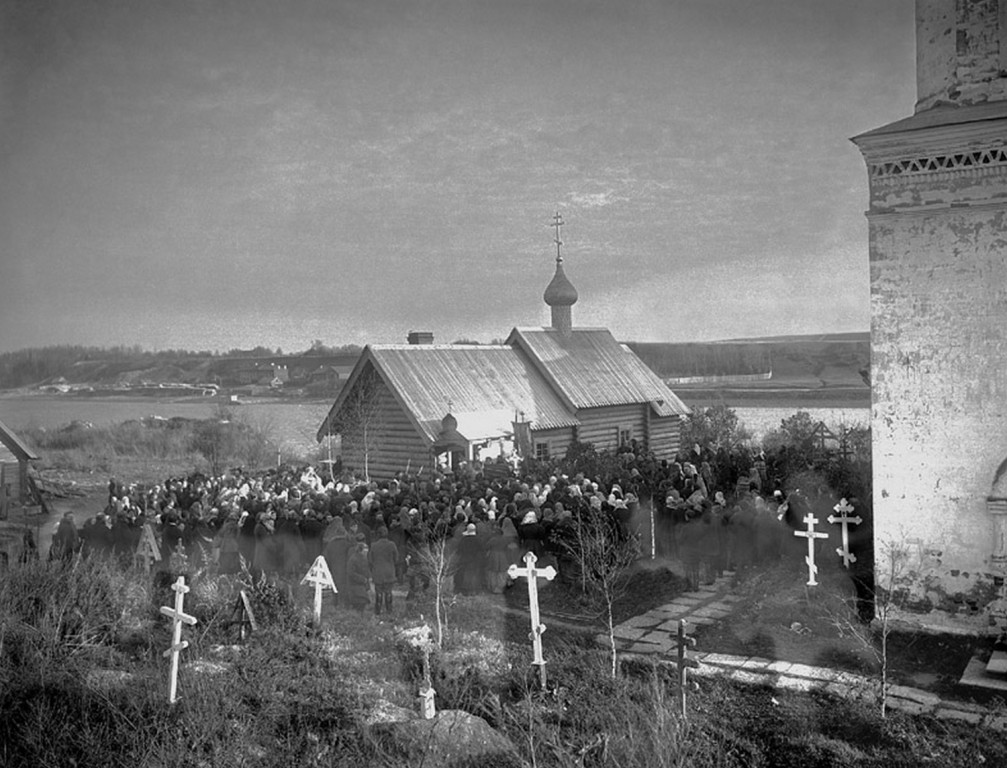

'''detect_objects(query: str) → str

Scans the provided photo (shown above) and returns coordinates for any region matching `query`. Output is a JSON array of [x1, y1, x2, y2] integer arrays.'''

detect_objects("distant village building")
[[317, 217, 690, 479], [0, 419, 39, 506], [852, 0, 1007, 632]]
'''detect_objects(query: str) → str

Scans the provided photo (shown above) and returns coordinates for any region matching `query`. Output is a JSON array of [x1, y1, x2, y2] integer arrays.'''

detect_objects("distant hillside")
[[2, 334, 871, 405], [0, 344, 361, 393], [627, 332, 870, 394]]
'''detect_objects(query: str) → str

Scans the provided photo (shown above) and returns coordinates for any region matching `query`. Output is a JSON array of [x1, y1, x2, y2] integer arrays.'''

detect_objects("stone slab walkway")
[[597, 572, 1005, 729]]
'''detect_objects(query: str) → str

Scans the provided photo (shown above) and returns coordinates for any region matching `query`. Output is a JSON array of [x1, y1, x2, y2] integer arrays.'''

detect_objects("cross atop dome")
[[543, 211, 577, 335]]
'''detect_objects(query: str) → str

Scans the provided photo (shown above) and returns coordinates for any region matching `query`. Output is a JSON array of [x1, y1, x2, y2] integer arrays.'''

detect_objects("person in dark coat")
[[483, 528, 512, 594], [215, 511, 241, 574], [253, 511, 280, 576], [454, 523, 484, 595], [299, 509, 327, 567], [346, 540, 371, 612], [323, 516, 352, 604], [368, 526, 399, 615], [50, 512, 79, 563], [275, 509, 305, 577]]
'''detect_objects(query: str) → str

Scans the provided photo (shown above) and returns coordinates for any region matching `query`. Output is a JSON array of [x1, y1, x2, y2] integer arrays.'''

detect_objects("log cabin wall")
[[338, 378, 432, 480]]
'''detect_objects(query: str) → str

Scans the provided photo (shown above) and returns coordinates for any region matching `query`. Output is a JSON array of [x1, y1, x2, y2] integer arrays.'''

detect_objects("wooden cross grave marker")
[[229, 589, 258, 642], [508, 551, 557, 690], [301, 555, 337, 626], [794, 513, 829, 586], [135, 523, 161, 572], [159, 575, 198, 704], [671, 619, 699, 720], [826, 498, 862, 569]]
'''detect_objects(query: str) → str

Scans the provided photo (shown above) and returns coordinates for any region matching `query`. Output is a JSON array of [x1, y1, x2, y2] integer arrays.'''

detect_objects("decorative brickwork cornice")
[[868, 146, 1007, 181]]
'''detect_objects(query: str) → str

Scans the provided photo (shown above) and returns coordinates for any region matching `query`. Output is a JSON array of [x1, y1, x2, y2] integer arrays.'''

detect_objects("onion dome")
[[543, 260, 578, 307]]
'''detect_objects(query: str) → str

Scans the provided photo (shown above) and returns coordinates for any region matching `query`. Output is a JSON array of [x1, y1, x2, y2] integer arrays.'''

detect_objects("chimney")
[[407, 331, 434, 345]]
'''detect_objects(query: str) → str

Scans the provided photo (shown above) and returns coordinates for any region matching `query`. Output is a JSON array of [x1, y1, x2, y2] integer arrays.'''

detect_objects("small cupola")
[[543, 212, 577, 335]]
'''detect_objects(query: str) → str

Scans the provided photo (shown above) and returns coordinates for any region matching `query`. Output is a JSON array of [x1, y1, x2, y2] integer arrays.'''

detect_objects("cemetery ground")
[[3, 550, 1007, 768]]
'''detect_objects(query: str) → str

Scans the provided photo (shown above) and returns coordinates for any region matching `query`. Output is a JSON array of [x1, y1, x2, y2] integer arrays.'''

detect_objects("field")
[[0, 394, 331, 460]]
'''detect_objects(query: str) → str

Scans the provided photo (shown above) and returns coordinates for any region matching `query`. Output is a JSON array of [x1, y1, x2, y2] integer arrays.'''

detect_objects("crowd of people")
[[46, 440, 866, 613]]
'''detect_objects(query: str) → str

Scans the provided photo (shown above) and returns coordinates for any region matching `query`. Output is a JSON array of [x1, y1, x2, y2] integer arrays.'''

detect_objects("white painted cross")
[[300, 555, 337, 625], [827, 498, 863, 569], [793, 513, 829, 586], [159, 575, 198, 704], [135, 523, 161, 572], [508, 551, 557, 689]]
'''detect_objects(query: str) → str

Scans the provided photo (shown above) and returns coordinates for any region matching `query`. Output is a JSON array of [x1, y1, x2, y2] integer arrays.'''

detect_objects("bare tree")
[[826, 538, 911, 719], [558, 507, 640, 677], [416, 536, 457, 648], [330, 367, 384, 481]]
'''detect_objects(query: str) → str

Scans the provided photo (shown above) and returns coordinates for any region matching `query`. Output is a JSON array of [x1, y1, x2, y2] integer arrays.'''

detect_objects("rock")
[[364, 699, 417, 726], [188, 660, 230, 676], [208, 644, 244, 661], [370, 709, 524, 767]]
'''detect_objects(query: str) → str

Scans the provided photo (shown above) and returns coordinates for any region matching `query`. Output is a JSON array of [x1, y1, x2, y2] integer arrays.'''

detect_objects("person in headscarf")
[[454, 523, 484, 595]]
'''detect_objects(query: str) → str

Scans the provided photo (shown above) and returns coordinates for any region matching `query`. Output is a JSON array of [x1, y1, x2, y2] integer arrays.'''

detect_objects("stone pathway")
[[596, 571, 1005, 729], [600, 572, 741, 656]]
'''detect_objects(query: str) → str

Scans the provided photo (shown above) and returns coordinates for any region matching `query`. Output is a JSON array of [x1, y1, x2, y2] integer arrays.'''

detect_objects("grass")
[[3, 557, 1007, 768], [19, 413, 304, 482]]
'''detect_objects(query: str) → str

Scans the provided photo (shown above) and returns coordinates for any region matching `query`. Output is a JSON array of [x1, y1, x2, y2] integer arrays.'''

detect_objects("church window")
[[534, 442, 550, 461]]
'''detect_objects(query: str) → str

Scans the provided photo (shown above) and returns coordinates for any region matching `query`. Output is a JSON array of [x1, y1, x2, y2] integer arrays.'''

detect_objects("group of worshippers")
[[47, 441, 851, 609], [47, 462, 648, 614]]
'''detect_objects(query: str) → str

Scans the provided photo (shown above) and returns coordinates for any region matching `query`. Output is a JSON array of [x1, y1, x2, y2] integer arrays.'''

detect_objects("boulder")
[[370, 709, 524, 767]]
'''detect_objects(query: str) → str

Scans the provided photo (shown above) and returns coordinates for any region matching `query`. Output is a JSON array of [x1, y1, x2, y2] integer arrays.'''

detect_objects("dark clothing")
[[368, 538, 399, 585], [346, 549, 371, 611], [454, 535, 483, 595]]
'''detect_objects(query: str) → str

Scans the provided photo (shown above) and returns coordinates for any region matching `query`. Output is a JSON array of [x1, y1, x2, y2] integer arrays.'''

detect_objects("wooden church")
[[317, 218, 690, 479]]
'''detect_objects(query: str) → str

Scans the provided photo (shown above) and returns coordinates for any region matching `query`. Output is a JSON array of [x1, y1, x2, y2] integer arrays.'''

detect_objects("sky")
[[0, 0, 917, 354]]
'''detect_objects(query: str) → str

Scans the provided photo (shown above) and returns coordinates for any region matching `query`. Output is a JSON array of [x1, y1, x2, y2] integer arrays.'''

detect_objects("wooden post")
[[650, 496, 656, 560], [826, 498, 862, 569], [794, 513, 830, 586], [159, 576, 197, 705], [300, 555, 337, 626], [671, 619, 698, 720], [507, 551, 557, 690]]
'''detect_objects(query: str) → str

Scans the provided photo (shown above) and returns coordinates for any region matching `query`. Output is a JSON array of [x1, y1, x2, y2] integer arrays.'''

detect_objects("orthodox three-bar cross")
[[508, 551, 557, 689], [794, 513, 829, 586], [551, 211, 564, 262], [827, 498, 862, 569], [160, 575, 198, 704], [301, 555, 337, 626]]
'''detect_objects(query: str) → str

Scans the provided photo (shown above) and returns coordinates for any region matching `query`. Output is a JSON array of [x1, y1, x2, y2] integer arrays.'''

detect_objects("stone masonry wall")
[[916, 0, 1007, 111], [866, 125, 1007, 631]]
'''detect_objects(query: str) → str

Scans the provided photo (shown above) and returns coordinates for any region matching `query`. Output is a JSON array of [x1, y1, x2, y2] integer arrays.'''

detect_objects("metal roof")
[[317, 345, 578, 443], [0, 419, 39, 462], [851, 101, 1007, 141], [507, 328, 691, 417]]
